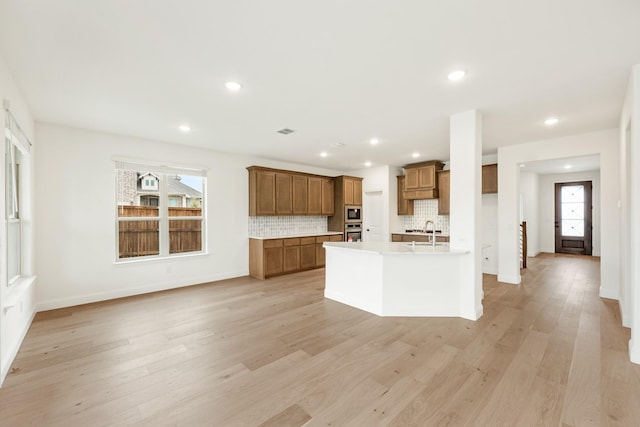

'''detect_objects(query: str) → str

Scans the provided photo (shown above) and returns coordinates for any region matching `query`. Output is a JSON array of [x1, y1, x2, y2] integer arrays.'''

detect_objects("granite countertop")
[[249, 231, 343, 240], [323, 241, 468, 255]]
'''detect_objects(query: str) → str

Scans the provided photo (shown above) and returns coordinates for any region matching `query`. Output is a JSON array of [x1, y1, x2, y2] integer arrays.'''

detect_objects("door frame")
[[554, 181, 593, 255]]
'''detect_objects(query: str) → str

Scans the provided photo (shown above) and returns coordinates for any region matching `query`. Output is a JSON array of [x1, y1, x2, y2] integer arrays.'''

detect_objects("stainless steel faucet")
[[424, 220, 436, 248]]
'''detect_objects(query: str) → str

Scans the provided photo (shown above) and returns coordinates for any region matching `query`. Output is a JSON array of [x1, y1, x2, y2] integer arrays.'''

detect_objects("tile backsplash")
[[249, 216, 328, 237], [401, 199, 450, 234]]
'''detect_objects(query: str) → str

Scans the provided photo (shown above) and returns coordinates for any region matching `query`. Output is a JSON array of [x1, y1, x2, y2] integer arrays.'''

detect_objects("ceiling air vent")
[[277, 128, 295, 135]]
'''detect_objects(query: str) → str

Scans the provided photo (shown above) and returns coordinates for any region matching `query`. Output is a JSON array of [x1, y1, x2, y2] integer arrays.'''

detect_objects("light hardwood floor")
[[1, 253, 640, 426]]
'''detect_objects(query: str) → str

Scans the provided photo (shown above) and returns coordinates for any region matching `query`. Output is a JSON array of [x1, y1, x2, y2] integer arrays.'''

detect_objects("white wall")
[[497, 129, 619, 301], [34, 123, 345, 310], [519, 171, 540, 256], [538, 170, 601, 256], [481, 194, 498, 274], [0, 52, 37, 384], [620, 65, 640, 364]]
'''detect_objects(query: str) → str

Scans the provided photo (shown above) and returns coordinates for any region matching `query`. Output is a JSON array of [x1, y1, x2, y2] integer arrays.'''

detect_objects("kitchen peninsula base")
[[323, 242, 475, 318]]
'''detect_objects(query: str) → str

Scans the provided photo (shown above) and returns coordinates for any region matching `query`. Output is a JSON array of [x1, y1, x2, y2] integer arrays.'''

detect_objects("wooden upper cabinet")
[[353, 179, 362, 205], [321, 178, 334, 215], [248, 166, 334, 216], [292, 174, 308, 215], [437, 170, 450, 215], [482, 164, 498, 194], [397, 176, 414, 215], [275, 173, 292, 215], [308, 177, 323, 215], [340, 176, 363, 207], [249, 169, 276, 215], [402, 160, 444, 200], [344, 179, 354, 205]]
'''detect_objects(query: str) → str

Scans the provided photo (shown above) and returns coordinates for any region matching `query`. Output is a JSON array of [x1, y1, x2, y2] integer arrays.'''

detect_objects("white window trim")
[[115, 162, 207, 262]]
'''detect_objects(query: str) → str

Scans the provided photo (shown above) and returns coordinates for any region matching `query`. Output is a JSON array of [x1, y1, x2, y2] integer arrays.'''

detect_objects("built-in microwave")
[[345, 206, 361, 222]]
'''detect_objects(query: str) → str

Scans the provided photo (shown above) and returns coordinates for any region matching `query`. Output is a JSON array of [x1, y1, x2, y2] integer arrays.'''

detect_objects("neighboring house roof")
[[167, 177, 202, 198], [138, 172, 159, 180]]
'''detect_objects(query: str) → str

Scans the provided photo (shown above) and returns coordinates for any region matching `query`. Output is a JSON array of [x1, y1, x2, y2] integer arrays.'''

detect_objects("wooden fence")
[[118, 206, 202, 258]]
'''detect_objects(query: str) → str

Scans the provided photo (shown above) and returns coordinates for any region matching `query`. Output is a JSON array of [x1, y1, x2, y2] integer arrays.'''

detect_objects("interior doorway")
[[363, 190, 383, 242], [554, 181, 593, 255]]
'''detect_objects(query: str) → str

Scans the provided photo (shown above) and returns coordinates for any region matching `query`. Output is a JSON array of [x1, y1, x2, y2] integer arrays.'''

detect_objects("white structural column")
[[496, 159, 521, 284], [449, 110, 483, 320], [629, 65, 640, 364]]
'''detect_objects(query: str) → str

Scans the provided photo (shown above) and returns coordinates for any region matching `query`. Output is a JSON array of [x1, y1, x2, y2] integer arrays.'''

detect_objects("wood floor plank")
[[0, 254, 638, 426]]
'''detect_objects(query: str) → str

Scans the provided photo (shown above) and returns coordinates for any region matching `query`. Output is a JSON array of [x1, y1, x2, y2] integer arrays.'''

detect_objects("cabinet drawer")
[[300, 237, 315, 245], [316, 235, 331, 243], [330, 234, 343, 241], [263, 239, 283, 248], [283, 238, 300, 247]]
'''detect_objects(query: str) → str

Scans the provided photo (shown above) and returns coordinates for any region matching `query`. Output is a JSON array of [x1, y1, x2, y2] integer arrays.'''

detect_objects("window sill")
[[3, 276, 36, 314], [114, 251, 209, 266]]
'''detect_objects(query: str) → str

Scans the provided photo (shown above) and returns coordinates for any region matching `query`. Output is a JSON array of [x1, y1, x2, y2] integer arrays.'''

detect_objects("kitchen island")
[[323, 241, 470, 318]]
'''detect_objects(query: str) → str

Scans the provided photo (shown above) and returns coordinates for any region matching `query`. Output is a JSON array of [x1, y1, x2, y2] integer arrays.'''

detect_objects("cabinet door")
[[344, 178, 354, 205], [308, 177, 322, 215], [437, 170, 450, 215], [418, 165, 436, 189], [404, 168, 419, 190], [353, 179, 362, 205], [397, 176, 414, 215], [482, 164, 498, 194], [391, 234, 402, 242], [300, 244, 316, 269], [283, 246, 300, 272], [275, 173, 292, 215], [255, 170, 276, 215], [292, 175, 308, 215], [321, 179, 334, 215], [264, 247, 283, 277]]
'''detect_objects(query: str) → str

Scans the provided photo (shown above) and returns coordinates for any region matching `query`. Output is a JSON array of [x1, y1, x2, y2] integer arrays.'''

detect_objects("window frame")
[[4, 122, 32, 288], [115, 161, 207, 262]]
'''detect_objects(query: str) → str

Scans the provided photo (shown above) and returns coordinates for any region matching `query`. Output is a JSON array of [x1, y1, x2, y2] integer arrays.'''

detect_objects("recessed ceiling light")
[[178, 124, 191, 132], [544, 117, 559, 126], [412, 152, 420, 158], [365, 161, 372, 167], [564, 164, 572, 169], [225, 81, 243, 91], [370, 138, 379, 145], [447, 70, 466, 81], [320, 151, 328, 158]]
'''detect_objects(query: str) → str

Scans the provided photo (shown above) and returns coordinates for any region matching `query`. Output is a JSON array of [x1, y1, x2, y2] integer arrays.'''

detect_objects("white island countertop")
[[323, 241, 469, 255]]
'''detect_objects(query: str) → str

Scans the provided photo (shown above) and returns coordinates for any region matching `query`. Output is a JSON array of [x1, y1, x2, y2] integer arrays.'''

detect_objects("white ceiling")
[[1, 1, 639, 172], [520, 154, 600, 175]]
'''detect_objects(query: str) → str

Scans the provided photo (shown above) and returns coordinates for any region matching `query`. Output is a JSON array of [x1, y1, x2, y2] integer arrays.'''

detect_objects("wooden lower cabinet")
[[249, 234, 341, 279], [391, 233, 450, 243], [300, 237, 316, 269], [283, 238, 300, 272]]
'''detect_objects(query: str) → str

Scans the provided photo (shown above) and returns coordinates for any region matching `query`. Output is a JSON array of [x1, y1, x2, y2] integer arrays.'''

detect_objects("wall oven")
[[345, 206, 362, 223], [345, 222, 362, 242]]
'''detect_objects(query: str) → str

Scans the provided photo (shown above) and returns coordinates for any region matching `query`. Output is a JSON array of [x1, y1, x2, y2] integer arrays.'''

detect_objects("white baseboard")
[[630, 339, 640, 365], [497, 274, 521, 285], [599, 286, 619, 301], [620, 300, 632, 328], [1, 309, 37, 386], [36, 270, 247, 312]]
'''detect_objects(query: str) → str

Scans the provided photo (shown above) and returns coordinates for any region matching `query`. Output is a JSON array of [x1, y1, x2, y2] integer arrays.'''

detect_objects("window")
[[115, 162, 206, 260], [5, 112, 32, 286]]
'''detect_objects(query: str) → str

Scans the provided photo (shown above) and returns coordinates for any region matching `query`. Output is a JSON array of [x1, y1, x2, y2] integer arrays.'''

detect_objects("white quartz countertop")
[[323, 241, 469, 255], [392, 231, 450, 237], [249, 232, 343, 240]]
